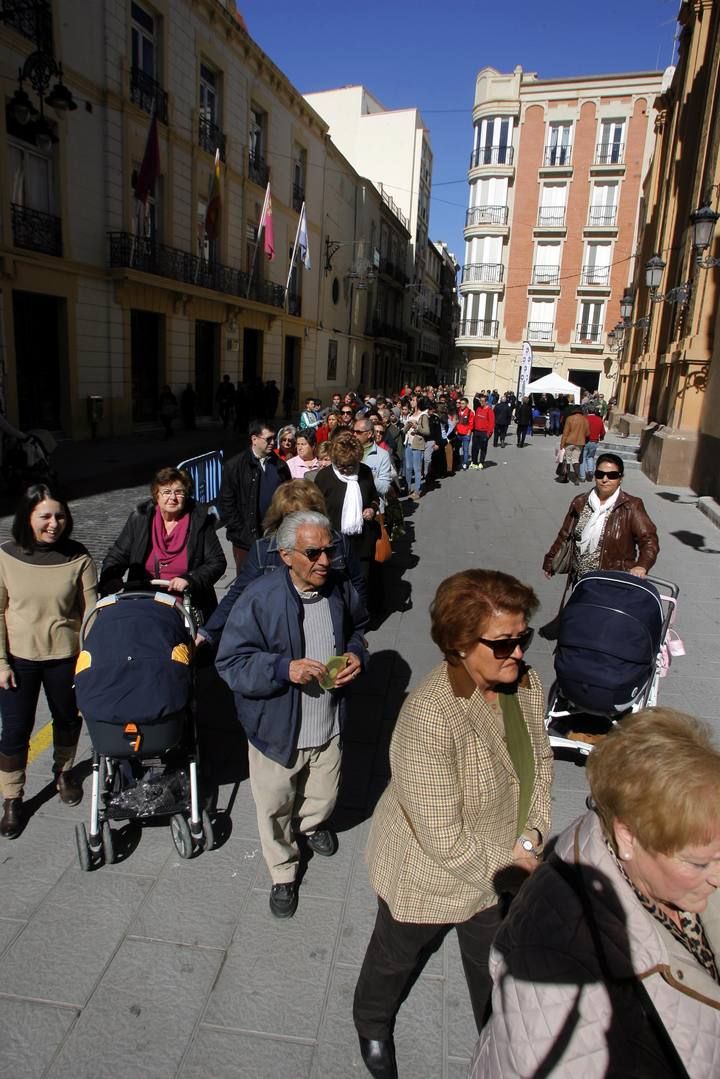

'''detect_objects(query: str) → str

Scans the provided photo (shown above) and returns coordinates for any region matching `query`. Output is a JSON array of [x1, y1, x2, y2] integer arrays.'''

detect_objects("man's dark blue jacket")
[[215, 566, 368, 765]]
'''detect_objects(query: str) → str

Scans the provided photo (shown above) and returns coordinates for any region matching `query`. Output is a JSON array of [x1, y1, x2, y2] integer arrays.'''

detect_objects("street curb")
[[697, 495, 720, 531]]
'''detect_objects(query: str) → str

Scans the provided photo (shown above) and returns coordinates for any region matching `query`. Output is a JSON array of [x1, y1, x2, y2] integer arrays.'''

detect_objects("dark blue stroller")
[[73, 590, 213, 869], [546, 571, 680, 756]]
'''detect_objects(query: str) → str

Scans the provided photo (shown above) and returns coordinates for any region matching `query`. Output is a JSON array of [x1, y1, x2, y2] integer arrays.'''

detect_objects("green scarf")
[[499, 690, 535, 837]]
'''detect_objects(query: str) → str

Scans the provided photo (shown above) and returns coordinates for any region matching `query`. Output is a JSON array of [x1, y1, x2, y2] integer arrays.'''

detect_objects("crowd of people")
[[2, 380, 715, 1079]]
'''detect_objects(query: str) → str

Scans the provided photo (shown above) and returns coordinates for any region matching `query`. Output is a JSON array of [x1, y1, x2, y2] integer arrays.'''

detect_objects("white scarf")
[[579, 487, 621, 555], [333, 466, 364, 534]]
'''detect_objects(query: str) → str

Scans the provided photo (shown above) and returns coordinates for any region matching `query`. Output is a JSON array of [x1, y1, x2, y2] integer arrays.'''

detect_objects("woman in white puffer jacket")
[[471, 708, 720, 1079]]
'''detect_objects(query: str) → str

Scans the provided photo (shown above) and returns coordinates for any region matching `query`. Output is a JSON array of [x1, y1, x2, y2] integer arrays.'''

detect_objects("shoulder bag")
[[374, 513, 392, 563]]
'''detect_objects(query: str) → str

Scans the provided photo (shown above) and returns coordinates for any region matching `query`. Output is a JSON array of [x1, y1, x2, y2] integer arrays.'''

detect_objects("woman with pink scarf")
[[99, 466, 226, 622]]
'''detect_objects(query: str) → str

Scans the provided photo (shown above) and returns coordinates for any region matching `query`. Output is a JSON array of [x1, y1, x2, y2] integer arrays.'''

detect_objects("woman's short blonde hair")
[[261, 479, 326, 534], [329, 431, 362, 472], [587, 708, 720, 854]]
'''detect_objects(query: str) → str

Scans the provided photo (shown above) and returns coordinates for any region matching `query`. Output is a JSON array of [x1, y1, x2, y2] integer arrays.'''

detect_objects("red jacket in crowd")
[[586, 413, 606, 443], [456, 406, 475, 437], [472, 405, 495, 436]]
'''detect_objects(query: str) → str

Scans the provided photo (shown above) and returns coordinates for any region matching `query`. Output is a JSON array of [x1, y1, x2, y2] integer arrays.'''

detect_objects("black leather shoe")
[[1, 798, 22, 839], [269, 882, 298, 918], [306, 829, 338, 857], [56, 771, 83, 806], [358, 1036, 398, 1079]]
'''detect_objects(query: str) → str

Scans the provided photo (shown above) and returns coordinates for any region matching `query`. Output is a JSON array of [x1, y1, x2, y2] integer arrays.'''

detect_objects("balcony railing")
[[248, 150, 269, 187], [543, 144, 572, 167], [595, 143, 624, 165], [461, 263, 504, 284], [574, 323, 603, 344], [198, 116, 226, 161], [580, 265, 610, 287], [379, 257, 407, 285], [587, 206, 617, 227], [372, 318, 405, 341], [527, 322, 554, 342], [379, 186, 409, 230], [11, 203, 62, 256], [465, 205, 509, 227], [531, 264, 560, 286], [108, 232, 285, 309], [1, 0, 53, 51], [537, 207, 566, 228], [130, 66, 169, 125], [292, 183, 305, 213], [470, 145, 514, 168], [458, 318, 499, 339]]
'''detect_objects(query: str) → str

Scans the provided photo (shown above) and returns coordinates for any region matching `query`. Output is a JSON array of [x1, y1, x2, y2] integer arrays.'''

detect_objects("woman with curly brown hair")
[[353, 569, 553, 1079], [314, 431, 379, 581]]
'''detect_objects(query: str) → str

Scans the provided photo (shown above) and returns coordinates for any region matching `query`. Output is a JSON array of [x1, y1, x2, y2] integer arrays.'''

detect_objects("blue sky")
[[239, 0, 679, 263]]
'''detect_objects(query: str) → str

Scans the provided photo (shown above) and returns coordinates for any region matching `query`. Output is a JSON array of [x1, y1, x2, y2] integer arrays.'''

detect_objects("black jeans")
[[493, 425, 508, 447], [353, 897, 502, 1039], [0, 656, 81, 757], [471, 432, 489, 465]]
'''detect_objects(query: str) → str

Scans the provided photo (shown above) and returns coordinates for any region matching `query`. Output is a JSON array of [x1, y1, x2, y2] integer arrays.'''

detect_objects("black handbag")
[[550, 538, 574, 575]]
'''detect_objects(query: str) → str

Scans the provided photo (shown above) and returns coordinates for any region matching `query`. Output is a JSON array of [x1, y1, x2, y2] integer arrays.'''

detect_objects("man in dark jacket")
[[493, 395, 512, 448], [219, 419, 290, 571], [216, 511, 367, 918]]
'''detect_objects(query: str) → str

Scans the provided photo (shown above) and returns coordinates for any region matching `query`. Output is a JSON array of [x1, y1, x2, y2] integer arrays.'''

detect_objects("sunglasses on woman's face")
[[475, 627, 534, 659], [595, 471, 622, 480]]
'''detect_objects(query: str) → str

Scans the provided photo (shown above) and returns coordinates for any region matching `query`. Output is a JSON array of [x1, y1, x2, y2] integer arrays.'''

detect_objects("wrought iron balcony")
[[537, 207, 566, 228], [461, 263, 504, 284], [543, 144, 572, 167], [292, 183, 305, 213], [587, 206, 617, 227], [1, 0, 53, 51], [372, 318, 405, 341], [574, 323, 603, 344], [531, 265, 560, 286], [248, 150, 269, 187], [287, 292, 302, 317], [465, 205, 509, 227], [11, 203, 62, 256], [108, 232, 285, 309], [130, 66, 168, 125], [580, 265, 610, 287], [379, 186, 409, 230], [470, 145, 514, 168], [457, 318, 499, 339], [527, 322, 554, 342], [595, 143, 624, 165], [198, 115, 226, 161]]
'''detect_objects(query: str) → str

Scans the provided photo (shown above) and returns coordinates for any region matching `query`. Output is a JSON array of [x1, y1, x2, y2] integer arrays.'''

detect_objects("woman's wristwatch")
[[519, 832, 542, 857]]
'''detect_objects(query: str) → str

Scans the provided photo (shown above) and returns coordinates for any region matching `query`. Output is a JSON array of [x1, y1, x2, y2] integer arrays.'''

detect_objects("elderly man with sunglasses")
[[216, 511, 368, 919]]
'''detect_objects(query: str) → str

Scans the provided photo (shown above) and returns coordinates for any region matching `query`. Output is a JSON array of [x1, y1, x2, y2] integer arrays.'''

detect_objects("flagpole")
[[285, 205, 303, 309], [247, 183, 270, 298]]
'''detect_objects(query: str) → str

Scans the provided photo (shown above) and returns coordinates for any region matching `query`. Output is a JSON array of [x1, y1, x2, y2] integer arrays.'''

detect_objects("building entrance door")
[[283, 335, 300, 416], [195, 320, 219, 416], [131, 310, 161, 423], [13, 290, 66, 430], [568, 368, 600, 394]]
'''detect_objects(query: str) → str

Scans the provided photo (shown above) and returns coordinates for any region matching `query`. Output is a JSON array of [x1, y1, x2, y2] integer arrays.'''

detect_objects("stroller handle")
[[80, 589, 196, 648]]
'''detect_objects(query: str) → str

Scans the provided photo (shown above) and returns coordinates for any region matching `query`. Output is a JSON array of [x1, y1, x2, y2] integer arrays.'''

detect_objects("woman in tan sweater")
[[0, 485, 97, 839]]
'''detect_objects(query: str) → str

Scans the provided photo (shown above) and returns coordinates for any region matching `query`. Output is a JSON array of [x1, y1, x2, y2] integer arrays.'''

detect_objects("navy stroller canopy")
[[75, 596, 192, 726], [555, 571, 664, 715]]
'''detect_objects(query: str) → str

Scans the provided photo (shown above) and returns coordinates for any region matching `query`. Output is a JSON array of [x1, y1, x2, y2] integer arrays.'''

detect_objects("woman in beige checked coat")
[[353, 569, 553, 1079]]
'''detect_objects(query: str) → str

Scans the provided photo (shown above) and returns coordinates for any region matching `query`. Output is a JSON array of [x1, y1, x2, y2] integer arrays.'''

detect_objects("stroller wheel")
[[170, 813, 194, 859], [201, 809, 214, 852], [75, 822, 92, 872], [101, 820, 116, 865]]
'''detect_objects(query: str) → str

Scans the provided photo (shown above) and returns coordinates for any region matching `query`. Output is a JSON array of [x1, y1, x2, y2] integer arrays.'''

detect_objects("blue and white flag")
[[298, 203, 311, 270]]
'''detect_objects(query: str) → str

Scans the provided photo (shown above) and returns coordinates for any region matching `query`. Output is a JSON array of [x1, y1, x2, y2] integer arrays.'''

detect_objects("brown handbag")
[[550, 538, 574, 574], [374, 513, 392, 563]]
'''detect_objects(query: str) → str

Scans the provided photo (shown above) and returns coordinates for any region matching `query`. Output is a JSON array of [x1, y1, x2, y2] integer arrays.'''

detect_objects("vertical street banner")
[[518, 341, 533, 399]]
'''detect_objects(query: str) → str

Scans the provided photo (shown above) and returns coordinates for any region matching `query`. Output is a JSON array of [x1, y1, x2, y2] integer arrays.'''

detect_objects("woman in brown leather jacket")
[[540, 454, 659, 638]]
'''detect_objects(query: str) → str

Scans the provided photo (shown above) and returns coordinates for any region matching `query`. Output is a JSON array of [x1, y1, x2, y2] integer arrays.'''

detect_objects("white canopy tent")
[[524, 372, 582, 402]]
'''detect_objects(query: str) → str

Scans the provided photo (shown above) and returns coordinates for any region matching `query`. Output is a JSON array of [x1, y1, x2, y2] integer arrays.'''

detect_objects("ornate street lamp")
[[690, 203, 720, 268], [645, 254, 666, 292], [619, 288, 634, 321]]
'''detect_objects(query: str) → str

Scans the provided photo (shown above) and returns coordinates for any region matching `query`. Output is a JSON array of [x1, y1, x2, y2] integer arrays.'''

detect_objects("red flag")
[[259, 183, 275, 261], [204, 148, 221, 242], [134, 109, 160, 204]]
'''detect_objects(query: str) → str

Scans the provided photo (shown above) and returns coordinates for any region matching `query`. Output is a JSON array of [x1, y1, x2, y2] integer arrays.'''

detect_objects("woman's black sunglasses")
[[476, 627, 534, 659], [595, 470, 622, 480]]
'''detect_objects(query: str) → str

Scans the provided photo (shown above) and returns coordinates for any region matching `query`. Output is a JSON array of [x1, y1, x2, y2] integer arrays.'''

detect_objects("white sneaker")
[[478, 462, 484, 470]]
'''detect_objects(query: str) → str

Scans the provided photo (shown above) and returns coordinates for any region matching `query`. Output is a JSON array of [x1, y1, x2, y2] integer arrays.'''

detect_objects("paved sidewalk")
[[0, 433, 718, 1078]]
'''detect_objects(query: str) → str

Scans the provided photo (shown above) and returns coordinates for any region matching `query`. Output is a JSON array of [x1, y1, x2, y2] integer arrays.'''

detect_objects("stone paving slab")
[[0, 432, 717, 1077]]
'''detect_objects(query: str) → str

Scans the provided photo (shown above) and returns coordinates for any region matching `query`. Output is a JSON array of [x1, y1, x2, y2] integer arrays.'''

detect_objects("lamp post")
[[690, 203, 720, 268], [645, 254, 690, 305]]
